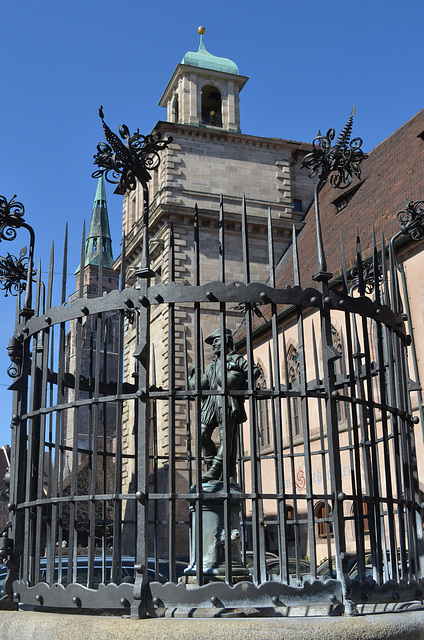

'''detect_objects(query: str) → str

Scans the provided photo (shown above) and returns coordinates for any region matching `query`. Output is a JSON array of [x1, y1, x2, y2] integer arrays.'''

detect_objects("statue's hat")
[[205, 328, 233, 345]]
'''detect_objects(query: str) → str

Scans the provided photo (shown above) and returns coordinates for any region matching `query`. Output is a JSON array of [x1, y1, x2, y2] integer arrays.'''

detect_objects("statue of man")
[[189, 328, 260, 482]]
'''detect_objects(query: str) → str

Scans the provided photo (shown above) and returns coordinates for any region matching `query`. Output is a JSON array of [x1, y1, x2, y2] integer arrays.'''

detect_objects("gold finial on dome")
[[198, 26, 205, 35]]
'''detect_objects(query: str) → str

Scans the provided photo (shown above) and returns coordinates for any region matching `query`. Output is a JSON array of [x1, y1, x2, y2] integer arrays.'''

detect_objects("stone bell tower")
[[159, 26, 247, 133], [120, 29, 315, 555]]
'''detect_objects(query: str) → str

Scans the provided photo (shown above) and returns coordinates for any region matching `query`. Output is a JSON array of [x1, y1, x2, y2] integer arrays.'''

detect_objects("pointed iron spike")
[[35, 258, 42, 315], [352, 314, 361, 355], [47, 241, 54, 310], [372, 223, 380, 299], [282, 330, 289, 385], [15, 284, 20, 324], [219, 194, 225, 283], [340, 232, 348, 294], [120, 234, 126, 291], [78, 221, 86, 299], [200, 327, 205, 373], [267, 207, 276, 289], [355, 226, 365, 295], [267, 343, 274, 388], [292, 225, 300, 287], [61, 222, 68, 305], [311, 321, 320, 378], [389, 239, 403, 314], [350, 103, 356, 118], [314, 179, 327, 275], [241, 194, 250, 284], [151, 345, 156, 386], [381, 230, 390, 306], [194, 204, 199, 286], [169, 222, 175, 283]]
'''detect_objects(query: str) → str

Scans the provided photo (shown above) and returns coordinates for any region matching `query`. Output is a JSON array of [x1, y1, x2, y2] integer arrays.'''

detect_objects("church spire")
[[84, 174, 114, 268]]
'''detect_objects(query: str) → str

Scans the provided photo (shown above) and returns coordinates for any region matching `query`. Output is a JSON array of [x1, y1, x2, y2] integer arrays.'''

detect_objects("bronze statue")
[[189, 328, 260, 482]]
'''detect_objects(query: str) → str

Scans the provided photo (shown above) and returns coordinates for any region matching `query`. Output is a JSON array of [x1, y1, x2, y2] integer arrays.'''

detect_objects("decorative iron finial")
[[198, 26, 205, 34], [301, 106, 367, 188], [396, 200, 424, 240], [92, 108, 173, 195]]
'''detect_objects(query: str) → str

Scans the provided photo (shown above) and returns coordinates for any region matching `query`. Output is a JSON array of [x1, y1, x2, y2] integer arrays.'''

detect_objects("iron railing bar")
[[193, 204, 204, 586], [242, 196, 265, 584], [282, 329, 301, 575], [34, 263, 48, 579], [168, 222, 176, 582], [311, 321, 332, 575], [350, 314, 375, 581], [294, 225, 317, 577], [183, 329, 193, 487], [51, 226, 69, 585]]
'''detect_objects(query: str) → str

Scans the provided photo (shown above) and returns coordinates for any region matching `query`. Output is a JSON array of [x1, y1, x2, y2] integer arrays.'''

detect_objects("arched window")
[[331, 325, 344, 421], [287, 344, 301, 437], [315, 501, 333, 538], [172, 95, 179, 123], [256, 363, 271, 449], [201, 85, 222, 127]]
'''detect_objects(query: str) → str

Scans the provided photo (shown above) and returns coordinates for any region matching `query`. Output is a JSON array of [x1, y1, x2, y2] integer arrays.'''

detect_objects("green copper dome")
[[182, 30, 239, 76]]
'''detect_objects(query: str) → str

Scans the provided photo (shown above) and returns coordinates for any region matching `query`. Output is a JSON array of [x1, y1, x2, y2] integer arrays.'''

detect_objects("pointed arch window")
[[331, 325, 344, 422], [201, 85, 222, 127], [172, 95, 179, 123], [256, 363, 271, 449], [287, 345, 301, 437]]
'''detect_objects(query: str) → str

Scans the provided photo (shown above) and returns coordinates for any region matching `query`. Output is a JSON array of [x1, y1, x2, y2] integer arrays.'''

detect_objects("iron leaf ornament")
[[92, 106, 173, 195], [301, 106, 368, 188], [0, 247, 35, 297]]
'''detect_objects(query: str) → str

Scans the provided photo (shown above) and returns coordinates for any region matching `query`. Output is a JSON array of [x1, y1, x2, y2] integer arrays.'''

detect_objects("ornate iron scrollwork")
[[397, 200, 424, 240], [0, 195, 26, 242], [301, 106, 368, 188], [0, 247, 34, 297], [0, 193, 36, 309], [349, 255, 383, 295], [6, 336, 23, 379], [92, 106, 173, 194]]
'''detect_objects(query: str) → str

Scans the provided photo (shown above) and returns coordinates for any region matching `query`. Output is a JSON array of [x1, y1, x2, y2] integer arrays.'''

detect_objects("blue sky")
[[0, 0, 423, 445]]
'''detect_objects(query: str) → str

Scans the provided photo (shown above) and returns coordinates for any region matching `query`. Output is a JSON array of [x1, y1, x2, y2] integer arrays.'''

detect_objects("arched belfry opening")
[[201, 85, 222, 127], [172, 95, 179, 123]]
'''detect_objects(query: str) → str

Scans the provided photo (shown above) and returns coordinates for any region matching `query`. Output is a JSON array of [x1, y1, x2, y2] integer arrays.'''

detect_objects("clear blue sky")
[[0, 0, 423, 445]]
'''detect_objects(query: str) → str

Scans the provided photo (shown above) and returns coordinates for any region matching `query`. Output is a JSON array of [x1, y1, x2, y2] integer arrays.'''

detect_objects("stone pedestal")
[[185, 480, 250, 578]]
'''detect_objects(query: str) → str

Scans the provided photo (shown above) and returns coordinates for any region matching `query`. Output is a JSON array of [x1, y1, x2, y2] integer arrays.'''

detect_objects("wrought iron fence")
[[0, 111, 423, 618]]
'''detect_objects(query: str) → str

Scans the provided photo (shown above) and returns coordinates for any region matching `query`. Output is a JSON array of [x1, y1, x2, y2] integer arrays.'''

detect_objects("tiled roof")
[[236, 108, 424, 341], [276, 108, 424, 289]]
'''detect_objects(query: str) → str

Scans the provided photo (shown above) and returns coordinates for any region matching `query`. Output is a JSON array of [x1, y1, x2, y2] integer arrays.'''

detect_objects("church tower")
[[119, 29, 316, 554], [64, 176, 119, 473], [159, 26, 247, 132]]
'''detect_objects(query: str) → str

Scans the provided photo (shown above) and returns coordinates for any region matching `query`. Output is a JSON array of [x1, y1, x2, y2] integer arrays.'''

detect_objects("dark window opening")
[[173, 95, 179, 123], [293, 199, 302, 212], [201, 85, 222, 127]]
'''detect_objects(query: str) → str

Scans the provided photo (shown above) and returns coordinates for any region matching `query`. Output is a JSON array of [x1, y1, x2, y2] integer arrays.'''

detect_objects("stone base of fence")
[[1, 608, 424, 640]]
